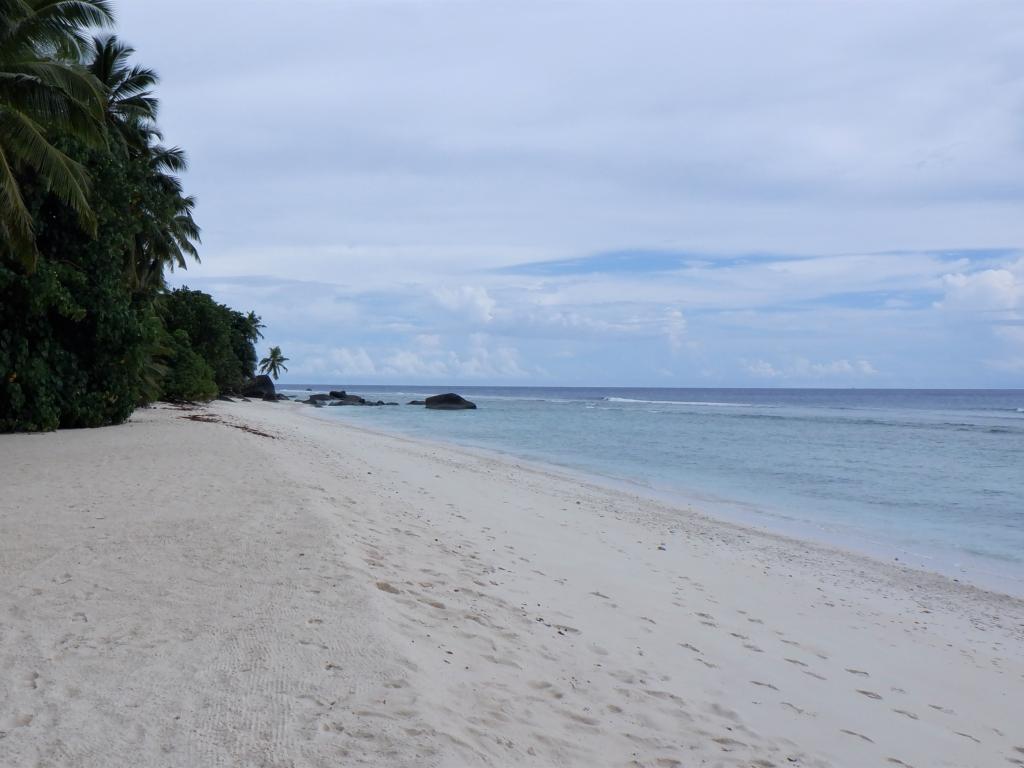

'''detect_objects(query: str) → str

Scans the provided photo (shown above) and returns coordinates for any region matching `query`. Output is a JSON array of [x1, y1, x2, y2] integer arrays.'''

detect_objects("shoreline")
[[2, 400, 1023, 767], [299, 398, 1024, 599]]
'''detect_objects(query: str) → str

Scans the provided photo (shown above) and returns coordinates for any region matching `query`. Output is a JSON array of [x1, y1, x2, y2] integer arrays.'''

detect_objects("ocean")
[[280, 386, 1024, 595]]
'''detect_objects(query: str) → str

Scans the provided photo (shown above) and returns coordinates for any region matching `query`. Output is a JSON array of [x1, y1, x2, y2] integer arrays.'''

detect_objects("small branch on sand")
[[180, 413, 276, 439]]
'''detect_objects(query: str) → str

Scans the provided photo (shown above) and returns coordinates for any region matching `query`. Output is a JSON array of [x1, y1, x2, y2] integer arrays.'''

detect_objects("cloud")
[[381, 350, 449, 378], [664, 309, 687, 351], [937, 260, 1023, 311], [323, 347, 377, 377], [745, 358, 878, 380], [433, 286, 497, 323], [126, 0, 1024, 387]]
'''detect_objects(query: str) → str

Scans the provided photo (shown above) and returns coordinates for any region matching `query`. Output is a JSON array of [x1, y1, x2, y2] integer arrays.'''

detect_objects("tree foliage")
[[259, 346, 289, 380], [0, 7, 278, 432]]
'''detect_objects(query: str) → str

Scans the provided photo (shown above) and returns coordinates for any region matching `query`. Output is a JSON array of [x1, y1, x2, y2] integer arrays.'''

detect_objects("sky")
[[117, 0, 1024, 387]]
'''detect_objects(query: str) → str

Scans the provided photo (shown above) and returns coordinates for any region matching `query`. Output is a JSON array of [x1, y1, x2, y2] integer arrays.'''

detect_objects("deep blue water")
[[282, 386, 1024, 593]]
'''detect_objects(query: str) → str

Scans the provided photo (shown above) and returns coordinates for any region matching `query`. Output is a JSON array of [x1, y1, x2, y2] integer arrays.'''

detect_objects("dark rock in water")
[[329, 390, 347, 399], [241, 375, 275, 399], [408, 400, 425, 405], [312, 401, 324, 408], [305, 387, 312, 391], [425, 393, 477, 410], [216, 395, 235, 402], [327, 394, 367, 406], [275, 393, 291, 400], [304, 393, 333, 403], [385, 402, 399, 406]]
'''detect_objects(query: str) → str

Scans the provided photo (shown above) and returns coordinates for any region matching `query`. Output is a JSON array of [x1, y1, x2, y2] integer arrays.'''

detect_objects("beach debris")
[[180, 413, 275, 439]]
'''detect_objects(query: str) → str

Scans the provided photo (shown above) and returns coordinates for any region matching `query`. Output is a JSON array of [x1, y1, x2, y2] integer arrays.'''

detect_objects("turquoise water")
[[282, 386, 1024, 594]]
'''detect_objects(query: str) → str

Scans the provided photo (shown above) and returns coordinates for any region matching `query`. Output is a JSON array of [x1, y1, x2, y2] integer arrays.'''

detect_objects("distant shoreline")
[[281, 384, 1024, 597]]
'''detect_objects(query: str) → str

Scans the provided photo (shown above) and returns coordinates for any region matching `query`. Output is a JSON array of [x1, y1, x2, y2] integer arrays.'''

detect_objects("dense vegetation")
[[0, 1, 277, 431]]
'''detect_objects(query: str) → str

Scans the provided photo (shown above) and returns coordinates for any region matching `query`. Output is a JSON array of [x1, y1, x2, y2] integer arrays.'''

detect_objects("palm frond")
[[0, 138, 38, 268], [0, 105, 94, 232]]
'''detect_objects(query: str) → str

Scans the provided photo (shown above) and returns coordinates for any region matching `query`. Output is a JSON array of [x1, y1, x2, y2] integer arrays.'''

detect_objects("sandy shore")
[[1, 400, 1022, 767]]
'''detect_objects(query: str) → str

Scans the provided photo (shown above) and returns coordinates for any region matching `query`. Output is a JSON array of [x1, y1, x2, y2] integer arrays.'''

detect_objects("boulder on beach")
[[241, 375, 275, 399], [425, 393, 477, 410]]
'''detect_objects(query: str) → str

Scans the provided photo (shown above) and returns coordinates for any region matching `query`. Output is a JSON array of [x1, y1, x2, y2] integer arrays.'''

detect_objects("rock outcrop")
[[241, 375, 275, 399], [328, 394, 368, 405], [424, 393, 477, 410]]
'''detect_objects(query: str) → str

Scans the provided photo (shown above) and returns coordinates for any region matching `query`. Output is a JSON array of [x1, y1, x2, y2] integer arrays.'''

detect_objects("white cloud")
[[938, 263, 1023, 311], [136, 0, 1024, 386], [745, 360, 782, 378], [451, 336, 529, 379], [664, 308, 687, 351], [432, 285, 497, 323], [381, 350, 449, 378], [325, 347, 377, 377], [745, 358, 878, 380]]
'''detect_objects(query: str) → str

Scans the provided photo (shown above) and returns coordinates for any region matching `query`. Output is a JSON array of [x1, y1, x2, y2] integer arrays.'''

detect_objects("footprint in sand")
[[892, 709, 918, 720], [845, 668, 870, 677], [784, 658, 807, 667], [712, 736, 747, 748], [781, 701, 808, 716], [840, 728, 874, 743], [751, 680, 779, 691], [857, 690, 883, 700], [376, 582, 401, 594]]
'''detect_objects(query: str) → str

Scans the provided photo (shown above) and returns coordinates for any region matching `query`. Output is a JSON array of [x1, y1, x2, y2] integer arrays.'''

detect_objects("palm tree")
[[245, 311, 265, 342], [259, 346, 288, 380], [87, 34, 158, 150], [0, 0, 114, 269], [82, 34, 200, 292], [130, 155, 200, 289]]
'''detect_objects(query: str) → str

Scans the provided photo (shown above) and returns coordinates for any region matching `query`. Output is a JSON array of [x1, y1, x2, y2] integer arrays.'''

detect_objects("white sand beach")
[[1, 400, 1022, 768]]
